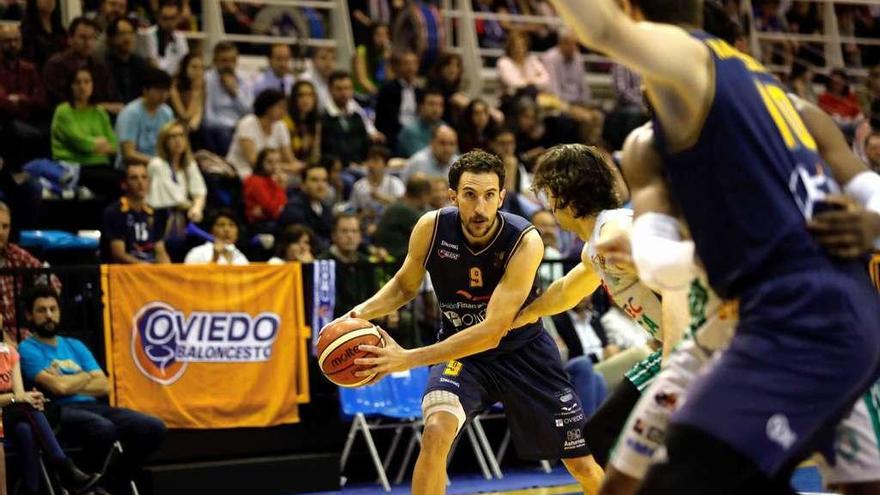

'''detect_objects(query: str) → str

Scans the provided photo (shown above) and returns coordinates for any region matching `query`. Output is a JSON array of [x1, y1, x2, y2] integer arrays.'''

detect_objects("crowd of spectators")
[[0, 0, 877, 492]]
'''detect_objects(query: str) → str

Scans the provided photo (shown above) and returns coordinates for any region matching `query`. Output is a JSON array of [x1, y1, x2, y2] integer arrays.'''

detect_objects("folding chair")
[[338, 368, 493, 491]]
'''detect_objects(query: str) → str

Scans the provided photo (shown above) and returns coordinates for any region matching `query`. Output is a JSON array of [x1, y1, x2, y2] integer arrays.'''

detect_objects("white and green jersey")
[[587, 209, 663, 342]]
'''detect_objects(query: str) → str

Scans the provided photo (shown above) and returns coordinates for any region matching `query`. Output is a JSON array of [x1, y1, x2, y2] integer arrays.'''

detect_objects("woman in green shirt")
[[50, 68, 120, 195]]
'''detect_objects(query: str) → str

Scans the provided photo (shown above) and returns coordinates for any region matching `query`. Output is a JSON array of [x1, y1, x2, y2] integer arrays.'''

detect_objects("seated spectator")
[[0, 201, 55, 343], [19, 0, 67, 70], [115, 67, 174, 167], [818, 68, 864, 130], [0, 24, 49, 170], [19, 286, 166, 494], [202, 41, 254, 155], [532, 209, 564, 286], [397, 87, 446, 158], [105, 16, 152, 104], [511, 99, 549, 169], [353, 22, 391, 99], [243, 148, 288, 229], [428, 176, 450, 209], [604, 63, 648, 151], [299, 46, 340, 113], [103, 163, 171, 264], [541, 28, 604, 144], [43, 17, 120, 113], [397, 88, 444, 158], [473, 0, 506, 49], [323, 213, 395, 319], [89, 0, 126, 38], [490, 126, 538, 214], [457, 98, 498, 154], [405, 125, 459, 180], [169, 52, 205, 135], [286, 80, 321, 164], [184, 209, 249, 265], [866, 131, 880, 173], [427, 53, 469, 126], [351, 145, 404, 224], [496, 30, 550, 98], [788, 62, 817, 104], [278, 164, 333, 250], [321, 71, 370, 168], [300, 46, 382, 140], [253, 43, 295, 97], [375, 49, 421, 152], [50, 67, 119, 196], [146, 120, 207, 251], [373, 176, 431, 260], [137, 0, 189, 75], [857, 64, 880, 116], [227, 89, 299, 179], [1, 329, 99, 495], [268, 224, 316, 264], [324, 155, 350, 205]]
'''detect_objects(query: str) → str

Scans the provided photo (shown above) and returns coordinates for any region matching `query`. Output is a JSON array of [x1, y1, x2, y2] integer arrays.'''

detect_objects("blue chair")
[[338, 368, 494, 490]]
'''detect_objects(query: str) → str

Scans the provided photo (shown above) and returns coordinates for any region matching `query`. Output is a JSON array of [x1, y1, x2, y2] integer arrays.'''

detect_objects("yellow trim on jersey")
[[870, 253, 880, 291]]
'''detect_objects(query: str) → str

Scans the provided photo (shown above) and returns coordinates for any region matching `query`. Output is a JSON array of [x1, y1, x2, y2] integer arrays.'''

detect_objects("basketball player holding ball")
[[330, 150, 604, 494]]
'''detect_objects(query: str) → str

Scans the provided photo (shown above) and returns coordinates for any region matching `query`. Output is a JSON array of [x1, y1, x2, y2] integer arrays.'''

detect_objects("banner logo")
[[131, 302, 281, 385]]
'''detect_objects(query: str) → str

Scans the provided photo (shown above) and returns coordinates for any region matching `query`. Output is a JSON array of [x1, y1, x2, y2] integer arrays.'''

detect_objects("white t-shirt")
[[226, 114, 291, 179], [184, 242, 249, 265], [350, 175, 406, 215]]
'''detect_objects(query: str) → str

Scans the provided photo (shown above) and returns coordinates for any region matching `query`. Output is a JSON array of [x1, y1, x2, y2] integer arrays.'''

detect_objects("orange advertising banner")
[[101, 264, 310, 429]]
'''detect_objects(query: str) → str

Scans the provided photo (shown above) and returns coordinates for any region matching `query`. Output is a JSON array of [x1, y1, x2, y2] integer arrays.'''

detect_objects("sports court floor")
[[302, 464, 835, 495]]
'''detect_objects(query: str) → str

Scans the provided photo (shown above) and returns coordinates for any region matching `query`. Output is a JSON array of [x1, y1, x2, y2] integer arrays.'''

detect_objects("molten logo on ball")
[[132, 302, 281, 385]]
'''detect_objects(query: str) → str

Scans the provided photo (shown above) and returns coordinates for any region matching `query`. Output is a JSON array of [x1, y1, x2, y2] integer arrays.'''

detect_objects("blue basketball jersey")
[[424, 207, 543, 354], [652, 32, 841, 298]]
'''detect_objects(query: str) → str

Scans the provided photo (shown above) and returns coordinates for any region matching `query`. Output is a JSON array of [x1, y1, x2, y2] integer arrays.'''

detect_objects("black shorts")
[[424, 331, 591, 460]]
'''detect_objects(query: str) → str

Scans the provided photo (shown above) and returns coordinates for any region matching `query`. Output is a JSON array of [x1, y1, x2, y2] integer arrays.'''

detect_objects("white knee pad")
[[422, 390, 467, 434]]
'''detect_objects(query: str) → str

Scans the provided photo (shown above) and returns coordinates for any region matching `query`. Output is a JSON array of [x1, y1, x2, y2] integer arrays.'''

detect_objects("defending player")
[[509, 144, 677, 469], [336, 150, 604, 494], [599, 97, 880, 494], [550, 0, 880, 492]]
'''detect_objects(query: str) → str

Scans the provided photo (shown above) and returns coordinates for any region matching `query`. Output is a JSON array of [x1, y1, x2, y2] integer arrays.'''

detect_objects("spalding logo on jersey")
[[131, 302, 280, 385]]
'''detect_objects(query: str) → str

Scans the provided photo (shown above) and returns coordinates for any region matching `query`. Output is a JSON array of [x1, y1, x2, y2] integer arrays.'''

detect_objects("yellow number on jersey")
[[469, 267, 483, 288], [755, 80, 818, 152]]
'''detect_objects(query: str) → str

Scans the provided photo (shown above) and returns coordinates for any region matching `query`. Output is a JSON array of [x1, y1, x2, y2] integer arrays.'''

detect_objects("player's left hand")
[[354, 328, 413, 377], [808, 195, 880, 258]]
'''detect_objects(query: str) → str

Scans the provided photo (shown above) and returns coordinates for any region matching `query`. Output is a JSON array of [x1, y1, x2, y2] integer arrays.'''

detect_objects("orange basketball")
[[317, 318, 385, 387]]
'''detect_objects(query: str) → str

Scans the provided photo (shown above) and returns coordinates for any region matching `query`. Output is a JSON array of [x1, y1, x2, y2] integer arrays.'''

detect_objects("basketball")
[[317, 318, 385, 388]]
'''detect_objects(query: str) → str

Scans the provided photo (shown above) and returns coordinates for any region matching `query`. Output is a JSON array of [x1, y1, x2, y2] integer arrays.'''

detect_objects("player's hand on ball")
[[354, 328, 412, 377], [808, 195, 880, 258]]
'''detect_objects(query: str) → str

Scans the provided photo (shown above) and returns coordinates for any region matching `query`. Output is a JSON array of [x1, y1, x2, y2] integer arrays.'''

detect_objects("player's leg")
[[643, 269, 880, 493], [582, 377, 641, 468], [413, 405, 460, 495], [561, 456, 605, 493], [415, 361, 491, 495], [493, 332, 604, 492], [601, 333, 722, 495], [822, 383, 880, 495]]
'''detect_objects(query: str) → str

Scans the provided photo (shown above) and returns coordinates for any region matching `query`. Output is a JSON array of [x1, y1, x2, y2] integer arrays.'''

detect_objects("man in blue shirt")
[[203, 41, 254, 155], [18, 286, 166, 494], [252, 43, 295, 97], [114, 67, 174, 168]]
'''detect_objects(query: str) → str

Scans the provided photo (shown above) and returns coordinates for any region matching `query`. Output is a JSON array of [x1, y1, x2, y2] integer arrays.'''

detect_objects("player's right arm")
[[511, 248, 602, 329], [346, 212, 434, 321], [795, 96, 880, 255]]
